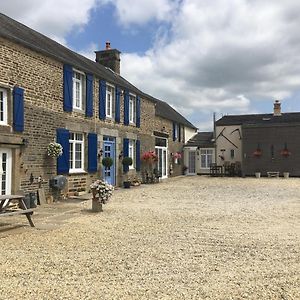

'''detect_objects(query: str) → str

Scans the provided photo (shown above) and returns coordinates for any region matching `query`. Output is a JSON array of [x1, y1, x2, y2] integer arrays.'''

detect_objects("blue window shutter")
[[178, 124, 181, 142], [13, 86, 24, 132], [56, 128, 70, 174], [99, 80, 106, 120], [63, 64, 73, 112], [136, 140, 141, 171], [88, 133, 98, 172], [123, 138, 129, 173], [124, 90, 129, 125], [172, 122, 176, 141], [115, 87, 120, 123], [86, 74, 93, 117], [136, 95, 141, 128]]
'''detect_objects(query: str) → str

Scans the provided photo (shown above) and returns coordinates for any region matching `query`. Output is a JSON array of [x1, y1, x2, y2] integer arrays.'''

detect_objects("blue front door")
[[103, 137, 115, 185]]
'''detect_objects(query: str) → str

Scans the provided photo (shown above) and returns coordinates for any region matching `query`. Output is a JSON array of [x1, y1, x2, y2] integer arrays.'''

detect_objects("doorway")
[[103, 137, 116, 185], [0, 148, 12, 195], [155, 137, 168, 179], [188, 150, 196, 175]]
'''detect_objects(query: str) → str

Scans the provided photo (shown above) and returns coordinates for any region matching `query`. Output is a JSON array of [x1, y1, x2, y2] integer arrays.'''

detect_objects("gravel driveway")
[[0, 176, 299, 299]]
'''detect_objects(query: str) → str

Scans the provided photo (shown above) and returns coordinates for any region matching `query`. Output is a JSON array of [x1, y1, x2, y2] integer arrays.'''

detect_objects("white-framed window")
[[106, 84, 115, 118], [200, 149, 213, 169], [129, 139, 135, 169], [0, 88, 8, 125], [129, 94, 136, 124], [69, 132, 84, 173], [72, 70, 85, 110]]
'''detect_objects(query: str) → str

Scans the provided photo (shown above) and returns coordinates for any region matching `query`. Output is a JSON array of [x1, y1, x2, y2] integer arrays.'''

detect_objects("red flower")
[[280, 149, 291, 157], [253, 149, 262, 157], [142, 151, 158, 164]]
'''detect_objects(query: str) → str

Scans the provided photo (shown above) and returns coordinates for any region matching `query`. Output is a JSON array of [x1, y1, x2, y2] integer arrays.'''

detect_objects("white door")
[[188, 151, 196, 175], [0, 148, 12, 195], [155, 146, 168, 179]]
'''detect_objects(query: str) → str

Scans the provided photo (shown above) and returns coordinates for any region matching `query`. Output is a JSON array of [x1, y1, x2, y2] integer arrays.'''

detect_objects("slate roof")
[[184, 132, 214, 148], [0, 13, 197, 129], [216, 113, 300, 126], [144, 94, 197, 129], [0, 13, 144, 96]]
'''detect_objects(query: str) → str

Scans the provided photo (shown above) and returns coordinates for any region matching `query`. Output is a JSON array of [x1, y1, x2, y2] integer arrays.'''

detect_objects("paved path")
[[0, 176, 299, 299]]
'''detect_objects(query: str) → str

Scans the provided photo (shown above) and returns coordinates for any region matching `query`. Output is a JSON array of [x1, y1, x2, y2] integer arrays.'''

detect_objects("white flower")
[[47, 142, 63, 157], [90, 180, 114, 204]]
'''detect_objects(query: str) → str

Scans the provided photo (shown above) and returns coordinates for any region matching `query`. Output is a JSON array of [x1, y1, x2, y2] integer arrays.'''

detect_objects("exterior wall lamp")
[[98, 149, 103, 158]]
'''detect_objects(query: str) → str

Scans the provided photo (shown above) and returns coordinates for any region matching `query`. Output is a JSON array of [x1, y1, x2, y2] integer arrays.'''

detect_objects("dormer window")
[[72, 70, 85, 110]]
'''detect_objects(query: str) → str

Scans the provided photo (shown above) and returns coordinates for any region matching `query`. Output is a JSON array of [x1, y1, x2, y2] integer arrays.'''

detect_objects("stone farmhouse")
[[183, 100, 300, 178], [215, 100, 300, 177], [0, 13, 196, 199]]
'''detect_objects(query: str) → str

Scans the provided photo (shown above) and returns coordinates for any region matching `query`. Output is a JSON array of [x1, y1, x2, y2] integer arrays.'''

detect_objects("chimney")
[[273, 100, 281, 116], [95, 41, 121, 75]]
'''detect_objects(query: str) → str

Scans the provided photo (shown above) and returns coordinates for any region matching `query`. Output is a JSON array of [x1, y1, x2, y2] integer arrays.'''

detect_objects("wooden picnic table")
[[0, 194, 35, 227]]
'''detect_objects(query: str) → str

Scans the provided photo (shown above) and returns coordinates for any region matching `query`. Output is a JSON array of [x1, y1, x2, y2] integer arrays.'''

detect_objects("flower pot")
[[283, 172, 289, 179], [92, 199, 103, 212], [123, 181, 131, 189], [255, 172, 261, 178]]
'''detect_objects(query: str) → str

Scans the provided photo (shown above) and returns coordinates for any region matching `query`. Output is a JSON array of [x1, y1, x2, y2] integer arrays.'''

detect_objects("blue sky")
[[2, 0, 300, 130]]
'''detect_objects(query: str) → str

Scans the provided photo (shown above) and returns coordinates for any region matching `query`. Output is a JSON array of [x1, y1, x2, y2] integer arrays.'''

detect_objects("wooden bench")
[[267, 171, 279, 178], [0, 194, 35, 227]]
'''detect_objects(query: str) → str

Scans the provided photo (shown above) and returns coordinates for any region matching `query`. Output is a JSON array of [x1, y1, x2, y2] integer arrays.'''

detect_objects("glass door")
[[0, 148, 12, 195], [188, 151, 196, 175], [155, 146, 168, 179], [103, 137, 115, 185]]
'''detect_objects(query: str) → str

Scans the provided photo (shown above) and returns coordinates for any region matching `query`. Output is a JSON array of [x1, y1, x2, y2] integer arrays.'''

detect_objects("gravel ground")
[[0, 176, 299, 300]]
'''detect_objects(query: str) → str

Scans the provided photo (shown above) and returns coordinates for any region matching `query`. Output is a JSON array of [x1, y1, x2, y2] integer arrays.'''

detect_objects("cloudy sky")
[[2, 0, 300, 130]]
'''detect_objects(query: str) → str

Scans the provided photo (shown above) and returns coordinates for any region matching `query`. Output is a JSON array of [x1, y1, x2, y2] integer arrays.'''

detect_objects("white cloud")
[[104, 0, 180, 26], [1, 0, 99, 43], [2, 0, 300, 131], [120, 0, 300, 129]]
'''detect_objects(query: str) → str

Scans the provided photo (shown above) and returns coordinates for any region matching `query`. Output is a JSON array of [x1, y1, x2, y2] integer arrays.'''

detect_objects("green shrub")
[[102, 157, 114, 168]]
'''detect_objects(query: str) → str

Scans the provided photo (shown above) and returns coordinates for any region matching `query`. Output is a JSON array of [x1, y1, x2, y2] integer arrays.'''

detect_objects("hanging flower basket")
[[253, 149, 262, 158], [172, 152, 182, 164], [47, 142, 63, 157], [280, 149, 291, 157], [142, 151, 158, 165]]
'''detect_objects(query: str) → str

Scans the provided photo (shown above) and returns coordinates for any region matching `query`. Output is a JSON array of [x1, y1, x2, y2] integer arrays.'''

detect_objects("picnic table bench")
[[267, 171, 280, 178], [0, 194, 35, 227], [210, 165, 223, 177]]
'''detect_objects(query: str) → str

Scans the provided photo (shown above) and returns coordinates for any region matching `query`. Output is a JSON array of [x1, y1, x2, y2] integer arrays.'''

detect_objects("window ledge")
[[69, 170, 87, 175], [72, 108, 85, 114]]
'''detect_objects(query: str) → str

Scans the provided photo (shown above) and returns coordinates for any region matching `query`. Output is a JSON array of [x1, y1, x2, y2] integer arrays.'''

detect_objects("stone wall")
[[242, 124, 300, 176], [0, 37, 158, 197], [152, 116, 185, 177]]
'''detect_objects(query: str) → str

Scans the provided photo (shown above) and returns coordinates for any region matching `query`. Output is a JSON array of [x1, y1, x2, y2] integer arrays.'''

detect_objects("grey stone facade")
[[0, 34, 191, 199], [242, 124, 300, 176]]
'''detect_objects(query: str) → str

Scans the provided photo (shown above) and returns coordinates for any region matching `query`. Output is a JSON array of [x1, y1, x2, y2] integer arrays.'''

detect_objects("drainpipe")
[[213, 112, 217, 164]]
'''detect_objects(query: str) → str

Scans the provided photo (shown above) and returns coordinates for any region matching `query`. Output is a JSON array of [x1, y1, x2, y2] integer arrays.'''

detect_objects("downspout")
[[213, 112, 217, 164]]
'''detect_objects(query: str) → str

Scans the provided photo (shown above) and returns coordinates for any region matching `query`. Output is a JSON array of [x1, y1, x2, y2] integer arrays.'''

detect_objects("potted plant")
[[142, 150, 158, 183], [182, 165, 188, 175], [122, 156, 133, 188], [102, 156, 114, 182], [47, 142, 63, 157], [90, 180, 114, 212], [102, 157, 113, 168], [255, 170, 261, 178]]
